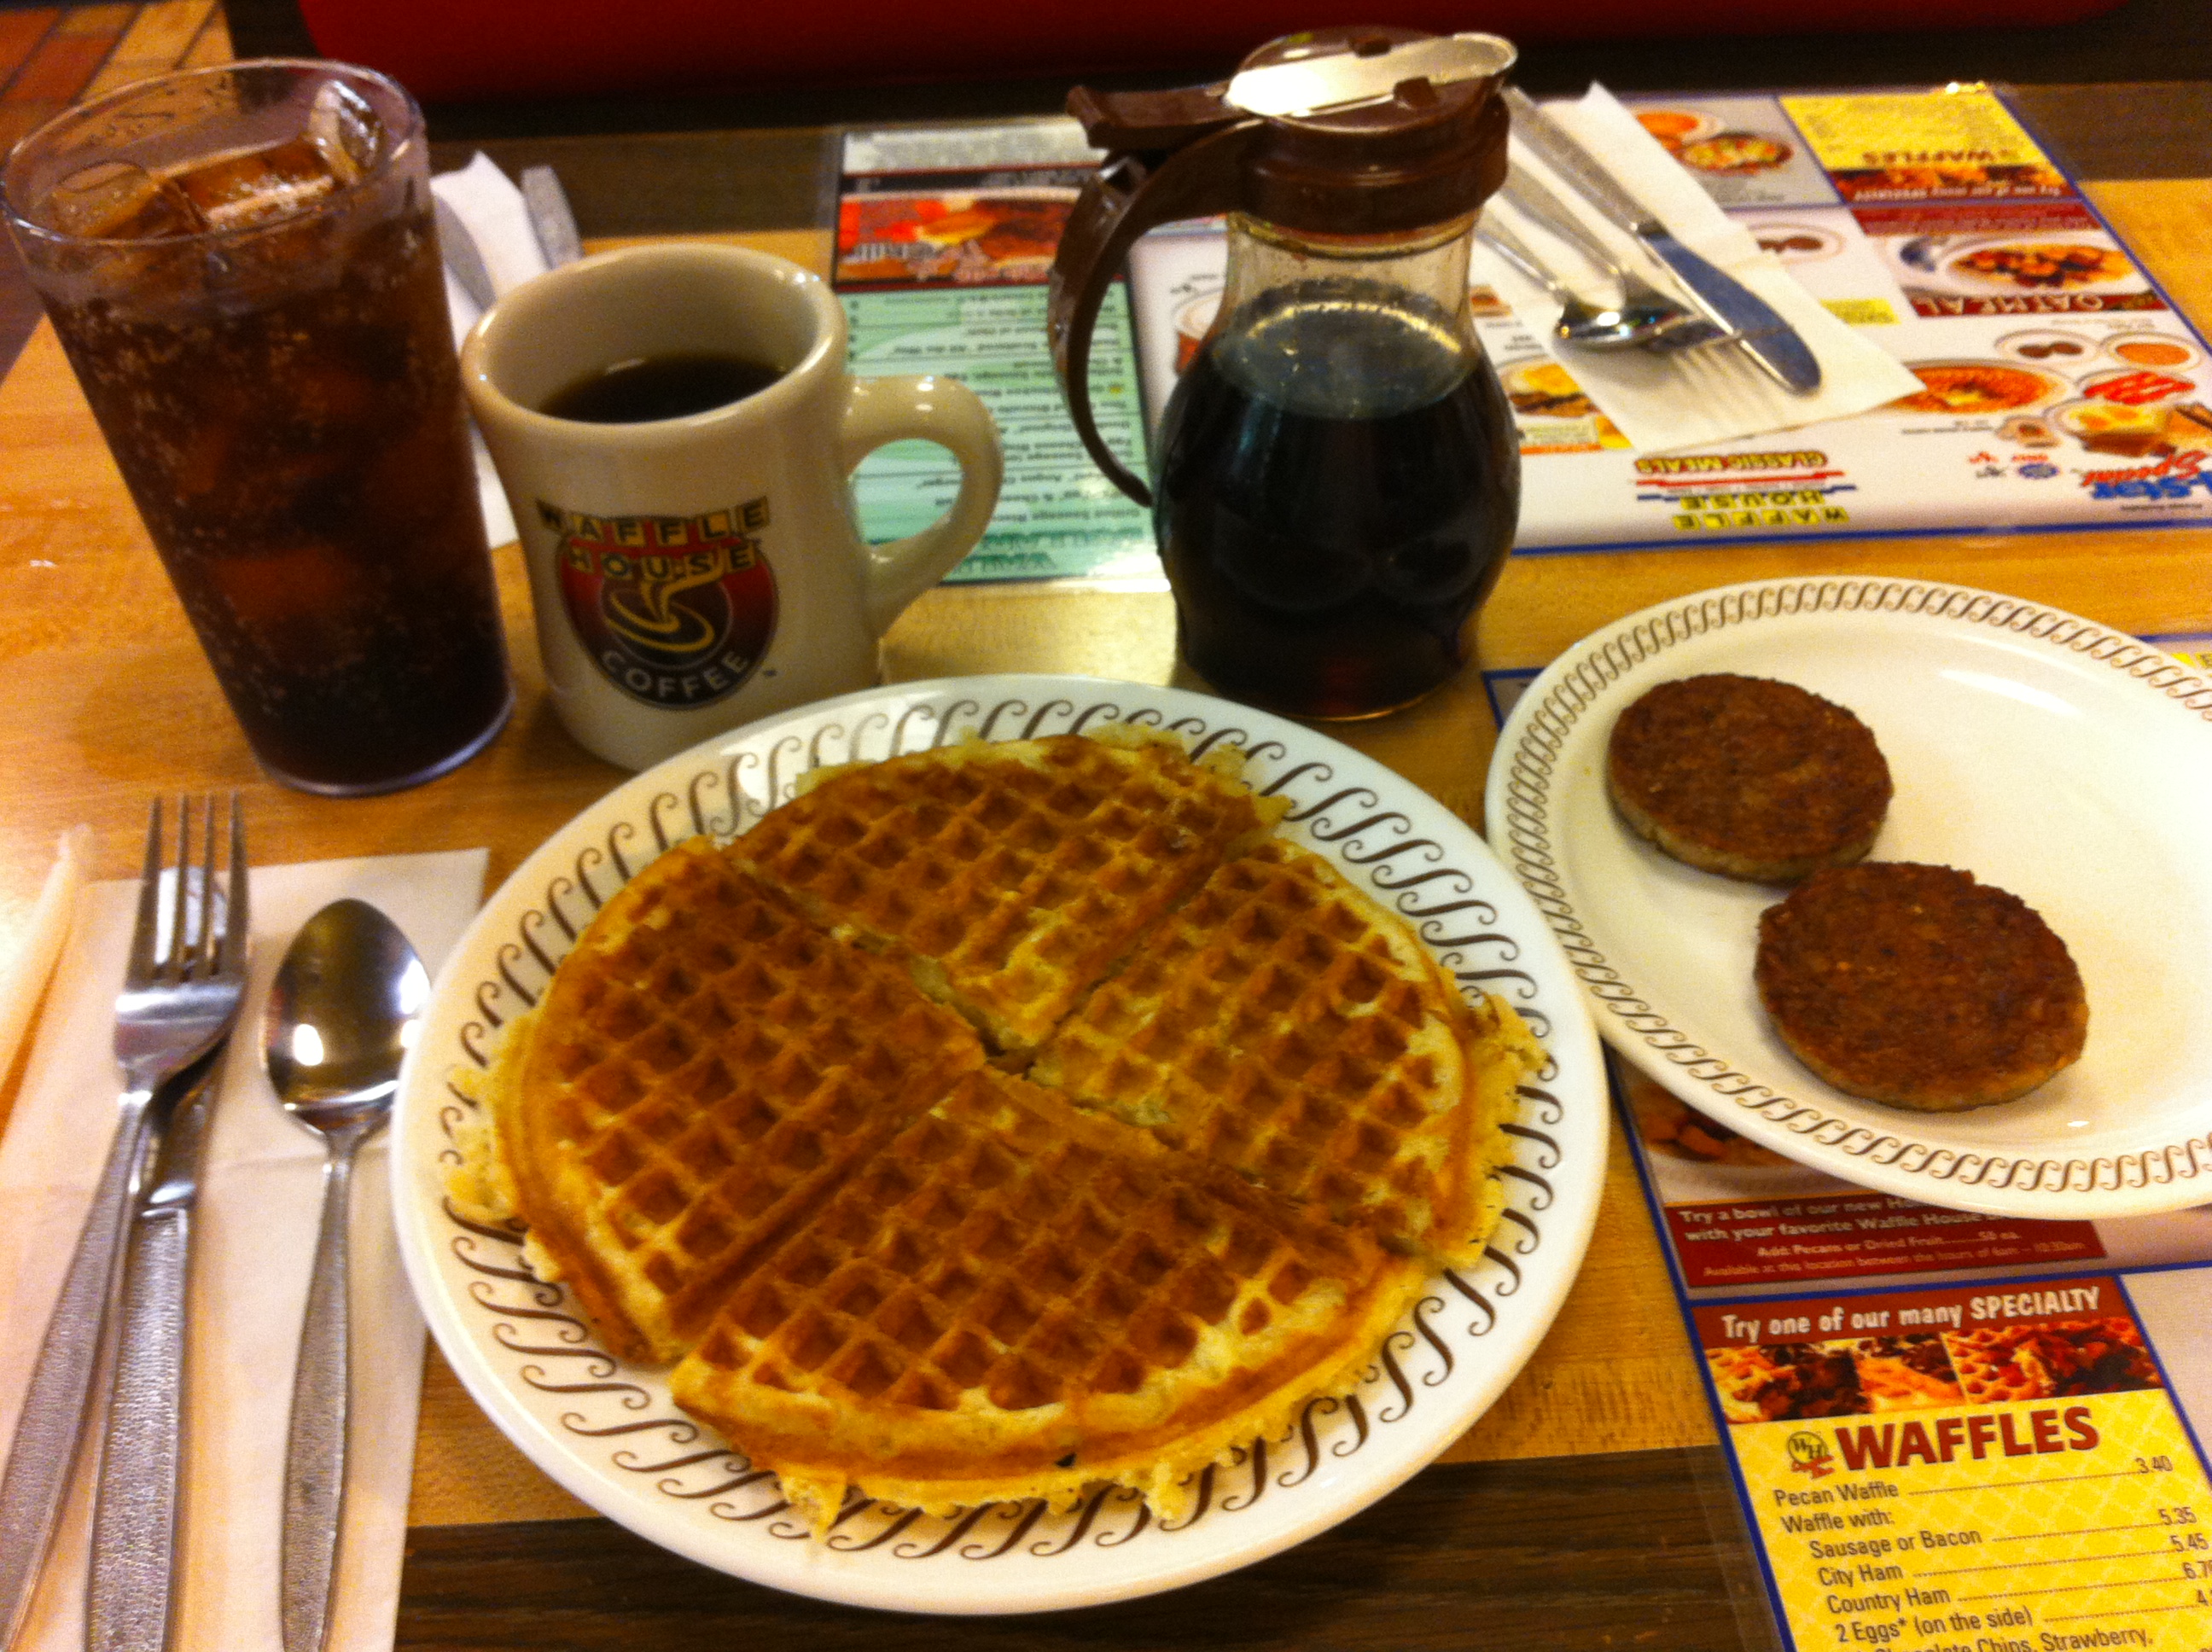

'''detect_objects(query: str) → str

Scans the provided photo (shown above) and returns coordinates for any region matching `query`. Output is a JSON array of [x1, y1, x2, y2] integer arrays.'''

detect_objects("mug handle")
[[840, 375, 1004, 635]]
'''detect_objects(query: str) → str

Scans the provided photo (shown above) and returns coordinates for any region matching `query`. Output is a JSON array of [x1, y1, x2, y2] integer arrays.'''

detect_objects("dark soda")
[[38, 148, 511, 793], [1152, 279, 1519, 720]]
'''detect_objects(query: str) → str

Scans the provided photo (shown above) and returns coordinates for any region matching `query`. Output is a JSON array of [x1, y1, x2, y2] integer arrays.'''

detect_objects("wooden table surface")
[[1, 81, 2209, 1650]]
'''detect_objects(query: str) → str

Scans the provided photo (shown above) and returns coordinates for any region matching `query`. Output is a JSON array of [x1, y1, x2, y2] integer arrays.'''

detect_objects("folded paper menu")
[[1479, 85, 1920, 451], [0, 850, 486, 1652]]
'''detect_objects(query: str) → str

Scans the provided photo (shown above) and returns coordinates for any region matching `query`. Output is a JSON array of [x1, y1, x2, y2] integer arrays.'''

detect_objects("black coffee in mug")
[[540, 352, 781, 422]]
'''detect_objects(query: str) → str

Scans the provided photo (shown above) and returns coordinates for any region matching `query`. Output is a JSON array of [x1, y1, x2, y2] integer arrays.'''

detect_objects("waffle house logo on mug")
[[541, 500, 778, 709]]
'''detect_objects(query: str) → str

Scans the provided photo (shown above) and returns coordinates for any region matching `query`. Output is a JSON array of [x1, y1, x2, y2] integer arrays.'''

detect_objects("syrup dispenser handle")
[[1048, 113, 1260, 508]]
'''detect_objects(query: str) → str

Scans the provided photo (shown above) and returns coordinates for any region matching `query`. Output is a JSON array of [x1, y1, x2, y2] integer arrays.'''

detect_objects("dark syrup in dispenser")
[[1154, 278, 1517, 719]]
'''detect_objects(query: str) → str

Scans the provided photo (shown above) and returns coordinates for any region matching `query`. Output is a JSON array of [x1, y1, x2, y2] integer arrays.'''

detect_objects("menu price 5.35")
[[1694, 1277, 2212, 1652]]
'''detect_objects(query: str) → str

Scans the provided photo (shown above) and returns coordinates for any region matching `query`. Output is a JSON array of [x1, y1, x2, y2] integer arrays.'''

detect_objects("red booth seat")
[[297, 0, 2133, 105]]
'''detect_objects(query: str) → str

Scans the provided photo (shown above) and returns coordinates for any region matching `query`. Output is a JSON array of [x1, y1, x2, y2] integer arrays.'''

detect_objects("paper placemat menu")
[[1700, 1276, 2212, 1652], [1129, 86, 2212, 555], [835, 93, 2212, 573], [1625, 1023, 2212, 1652], [832, 124, 1158, 585]]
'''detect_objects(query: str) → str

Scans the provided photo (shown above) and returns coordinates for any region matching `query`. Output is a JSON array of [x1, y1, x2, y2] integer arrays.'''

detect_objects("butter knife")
[[84, 1044, 227, 1652], [432, 195, 498, 314], [0, 1044, 221, 1652], [1505, 86, 1822, 395], [519, 166, 583, 268]]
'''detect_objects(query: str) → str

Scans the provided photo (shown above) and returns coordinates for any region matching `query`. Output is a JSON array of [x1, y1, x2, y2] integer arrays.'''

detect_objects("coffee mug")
[[463, 243, 1003, 770]]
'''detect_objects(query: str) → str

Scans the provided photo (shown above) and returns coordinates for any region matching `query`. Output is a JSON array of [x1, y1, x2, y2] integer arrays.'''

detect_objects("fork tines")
[[135, 794, 247, 985]]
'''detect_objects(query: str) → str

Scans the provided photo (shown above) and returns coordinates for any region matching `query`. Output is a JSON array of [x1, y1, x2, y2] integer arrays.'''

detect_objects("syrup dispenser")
[[1050, 27, 1521, 718]]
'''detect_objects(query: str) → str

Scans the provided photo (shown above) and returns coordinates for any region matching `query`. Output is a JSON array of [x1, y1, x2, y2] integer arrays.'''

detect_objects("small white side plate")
[[1485, 578, 2212, 1219]]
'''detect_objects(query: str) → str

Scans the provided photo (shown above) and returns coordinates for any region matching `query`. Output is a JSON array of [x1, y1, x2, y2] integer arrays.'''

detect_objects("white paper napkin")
[[432, 154, 553, 550], [0, 850, 486, 1652], [1478, 85, 1920, 451]]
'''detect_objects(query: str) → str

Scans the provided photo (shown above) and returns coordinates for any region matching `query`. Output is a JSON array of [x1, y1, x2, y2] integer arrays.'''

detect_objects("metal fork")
[[0, 796, 247, 1649]]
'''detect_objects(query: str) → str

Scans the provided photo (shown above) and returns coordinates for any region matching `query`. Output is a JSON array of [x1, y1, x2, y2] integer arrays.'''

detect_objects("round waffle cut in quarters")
[[475, 733, 1541, 1531], [1607, 674, 1893, 883]]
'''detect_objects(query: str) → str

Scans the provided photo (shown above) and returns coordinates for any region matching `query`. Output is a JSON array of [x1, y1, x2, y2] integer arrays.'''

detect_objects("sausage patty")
[[1608, 675, 1892, 883], [1755, 863, 2087, 1111]]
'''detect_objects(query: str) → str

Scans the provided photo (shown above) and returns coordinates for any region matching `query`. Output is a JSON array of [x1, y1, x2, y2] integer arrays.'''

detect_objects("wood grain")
[[395, 1448, 1755, 1651]]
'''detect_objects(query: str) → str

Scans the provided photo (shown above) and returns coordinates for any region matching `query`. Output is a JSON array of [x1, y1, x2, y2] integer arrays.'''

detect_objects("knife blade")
[[519, 166, 584, 269], [432, 195, 498, 313], [83, 1044, 227, 1652], [1504, 86, 1822, 395]]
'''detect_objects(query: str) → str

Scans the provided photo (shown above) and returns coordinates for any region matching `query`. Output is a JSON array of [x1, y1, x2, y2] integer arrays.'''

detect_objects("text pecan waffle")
[[1032, 840, 1539, 1263], [1941, 1319, 2162, 1403], [472, 733, 1540, 1529], [730, 732, 1284, 1052]]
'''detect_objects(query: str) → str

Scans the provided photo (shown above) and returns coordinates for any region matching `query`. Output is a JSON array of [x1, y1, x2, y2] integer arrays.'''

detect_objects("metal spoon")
[[263, 899, 427, 1652], [1499, 165, 1726, 351], [1477, 219, 1689, 351]]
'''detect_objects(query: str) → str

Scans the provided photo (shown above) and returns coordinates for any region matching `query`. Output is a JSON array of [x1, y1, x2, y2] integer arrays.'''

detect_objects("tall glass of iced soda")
[[1, 61, 510, 794]]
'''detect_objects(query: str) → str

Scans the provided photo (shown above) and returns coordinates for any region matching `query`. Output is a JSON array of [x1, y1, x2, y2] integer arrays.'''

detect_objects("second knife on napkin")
[[85, 1042, 228, 1652]]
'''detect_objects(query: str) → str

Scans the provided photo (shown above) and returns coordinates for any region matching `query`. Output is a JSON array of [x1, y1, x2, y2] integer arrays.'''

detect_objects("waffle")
[[671, 1067, 1428, 1527], [730, 732, 1284, 1052], [497, 839, 988, 1363], [478, 731, 1539, 1529], [1941, 1320, 2161, 1403], [1831, 1335, 1961, 1411], [1706, 1342, 1868, 1424], [1031, 841, 1541, 1262]]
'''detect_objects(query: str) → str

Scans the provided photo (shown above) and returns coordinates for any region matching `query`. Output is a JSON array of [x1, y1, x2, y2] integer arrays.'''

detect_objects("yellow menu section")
[[1735, 1392, 2212, 1651], [1780, 90, 2054, 173]]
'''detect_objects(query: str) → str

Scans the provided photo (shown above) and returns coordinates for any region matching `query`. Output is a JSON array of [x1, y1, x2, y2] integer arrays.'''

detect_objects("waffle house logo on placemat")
[[541, 500, 777, 709], [1788, 1430, 1836, 1480]]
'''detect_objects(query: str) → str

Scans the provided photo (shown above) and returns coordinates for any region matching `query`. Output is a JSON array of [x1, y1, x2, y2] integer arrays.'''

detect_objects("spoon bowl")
[[262, 897, 425, 1652], [1477, 221, 1718, 352], [1493, 167, 1727, 352], [265, 898, 424, 1123]]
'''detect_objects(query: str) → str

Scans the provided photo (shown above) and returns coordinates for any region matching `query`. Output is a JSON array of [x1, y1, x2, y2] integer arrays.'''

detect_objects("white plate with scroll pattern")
[[1485, 578, 2212, 1221], [392, 675, 1605, 1614]]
